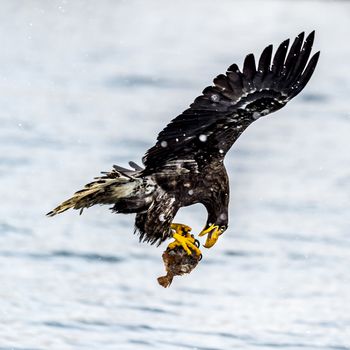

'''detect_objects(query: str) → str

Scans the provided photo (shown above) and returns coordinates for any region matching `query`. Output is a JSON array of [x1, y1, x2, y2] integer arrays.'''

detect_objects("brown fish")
[[157, 240, 202, 288]]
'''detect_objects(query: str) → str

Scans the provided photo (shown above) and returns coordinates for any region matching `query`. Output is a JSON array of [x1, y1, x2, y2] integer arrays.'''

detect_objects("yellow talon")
[[199, 224, 222, 248], [167, 223, 201, 256], [170, 223, 192, 235]]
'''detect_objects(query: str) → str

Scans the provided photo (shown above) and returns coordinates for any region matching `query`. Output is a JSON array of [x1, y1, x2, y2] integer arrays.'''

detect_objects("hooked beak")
[[199, 224, 223, 248]]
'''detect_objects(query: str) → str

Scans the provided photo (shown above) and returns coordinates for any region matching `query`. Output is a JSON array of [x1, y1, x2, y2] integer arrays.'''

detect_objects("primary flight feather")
[[48, 31, 320, 258]]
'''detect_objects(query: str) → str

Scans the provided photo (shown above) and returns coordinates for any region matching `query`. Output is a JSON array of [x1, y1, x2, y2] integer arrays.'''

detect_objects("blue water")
[[0, 1, 350, 349]]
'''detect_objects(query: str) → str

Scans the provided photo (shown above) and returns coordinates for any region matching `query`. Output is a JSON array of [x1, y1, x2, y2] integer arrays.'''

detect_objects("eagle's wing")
[[142, 31, 319, 171]]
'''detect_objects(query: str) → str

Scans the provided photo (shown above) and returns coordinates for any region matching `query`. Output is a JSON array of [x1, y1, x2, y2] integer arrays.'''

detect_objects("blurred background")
[[0, 1, 349, 349]]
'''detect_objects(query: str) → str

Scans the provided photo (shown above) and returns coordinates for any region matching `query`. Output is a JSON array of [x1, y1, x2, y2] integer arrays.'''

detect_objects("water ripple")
[[0, 222, 32, 235], [0, 347, 44, 350], [0, 250, 124, 264], [51, 250, 124, 263], [104, 75, 189, 89]]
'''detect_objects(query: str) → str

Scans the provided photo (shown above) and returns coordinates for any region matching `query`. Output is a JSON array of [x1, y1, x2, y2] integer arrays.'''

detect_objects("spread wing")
[[142, 31, 320, 171]]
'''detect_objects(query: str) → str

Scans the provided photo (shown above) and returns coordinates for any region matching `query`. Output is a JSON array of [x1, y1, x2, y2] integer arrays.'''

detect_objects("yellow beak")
[[199, 224, 222, 248]]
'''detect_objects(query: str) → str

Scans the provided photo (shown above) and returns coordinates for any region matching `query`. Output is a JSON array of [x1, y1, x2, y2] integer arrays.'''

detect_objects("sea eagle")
[[48, 32, 319, 258]]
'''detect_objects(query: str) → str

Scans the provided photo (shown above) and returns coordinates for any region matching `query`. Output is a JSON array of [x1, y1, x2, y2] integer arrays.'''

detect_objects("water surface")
[[0, 1, 349, 349]]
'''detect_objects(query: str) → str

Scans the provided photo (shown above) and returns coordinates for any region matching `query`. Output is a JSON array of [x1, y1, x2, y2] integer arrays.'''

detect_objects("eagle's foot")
[[168, 223, 201, 256], [170, 223, 192, 235], [168, 232, 201, 256], [199, 224, 223, 248]]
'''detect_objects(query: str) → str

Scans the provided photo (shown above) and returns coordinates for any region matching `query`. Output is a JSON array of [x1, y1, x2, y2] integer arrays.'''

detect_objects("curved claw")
[[199, 224, 223, 248], [194, 238, 200, 248]]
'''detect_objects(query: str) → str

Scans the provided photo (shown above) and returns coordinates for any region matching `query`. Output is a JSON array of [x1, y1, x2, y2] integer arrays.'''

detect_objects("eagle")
[[48, 31, 319, 258]]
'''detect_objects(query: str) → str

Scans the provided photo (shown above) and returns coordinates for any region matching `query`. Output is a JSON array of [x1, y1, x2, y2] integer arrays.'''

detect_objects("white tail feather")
[[47, 171, 142, 217]]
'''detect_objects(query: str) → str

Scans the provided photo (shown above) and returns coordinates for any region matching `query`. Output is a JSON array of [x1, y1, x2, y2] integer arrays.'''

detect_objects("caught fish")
[[157, 239, 202, 288]]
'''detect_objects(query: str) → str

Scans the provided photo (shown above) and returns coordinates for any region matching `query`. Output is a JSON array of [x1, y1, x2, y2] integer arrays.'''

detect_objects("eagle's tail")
[[47, 163, 154, 217]]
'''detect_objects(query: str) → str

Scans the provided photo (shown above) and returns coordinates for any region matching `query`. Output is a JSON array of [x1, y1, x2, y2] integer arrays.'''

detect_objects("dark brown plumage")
[[47, 31, 319, 249]]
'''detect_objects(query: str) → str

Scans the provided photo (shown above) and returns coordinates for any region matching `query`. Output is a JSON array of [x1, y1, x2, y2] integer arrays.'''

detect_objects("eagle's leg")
[[170, 223, 192, 234], [199, 224, 223, 248], [167, 223, 201, 256]]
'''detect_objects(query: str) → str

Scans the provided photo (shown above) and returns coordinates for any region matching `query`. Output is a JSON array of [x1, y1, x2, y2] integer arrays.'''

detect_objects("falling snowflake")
[[199, 134, 207, 142], [211, 94, 220, 102], [252, 112, 261, 120], [219, 213, 227, 220]]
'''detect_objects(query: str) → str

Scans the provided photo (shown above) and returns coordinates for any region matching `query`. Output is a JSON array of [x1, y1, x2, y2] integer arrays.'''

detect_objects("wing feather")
[[272, 39, 289, 76], [243, 53, 256, 81], [143, 31, 320, 171], [284, 32, 305, 81]]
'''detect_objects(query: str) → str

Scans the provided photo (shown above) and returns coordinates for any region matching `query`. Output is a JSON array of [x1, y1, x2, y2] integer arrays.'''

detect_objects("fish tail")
[[157, 274, 173, 288]]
